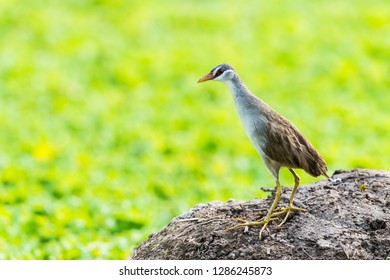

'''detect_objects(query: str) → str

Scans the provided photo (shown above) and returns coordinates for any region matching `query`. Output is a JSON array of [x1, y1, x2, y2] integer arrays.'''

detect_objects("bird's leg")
[[225, 179, 282, 239], [258, 178, 282, 238], [276, 169, 307, 227]]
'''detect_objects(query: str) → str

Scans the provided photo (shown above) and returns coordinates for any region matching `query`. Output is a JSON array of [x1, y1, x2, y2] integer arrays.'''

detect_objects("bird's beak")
[[197, 72, 214, 83]]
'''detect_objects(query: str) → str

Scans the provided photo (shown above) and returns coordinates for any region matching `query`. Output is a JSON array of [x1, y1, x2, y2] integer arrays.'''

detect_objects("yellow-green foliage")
[[0, 0, 389, 259]]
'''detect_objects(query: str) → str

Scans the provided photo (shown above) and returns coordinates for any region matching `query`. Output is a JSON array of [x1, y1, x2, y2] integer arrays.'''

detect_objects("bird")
[[198, 63, 329, 239]]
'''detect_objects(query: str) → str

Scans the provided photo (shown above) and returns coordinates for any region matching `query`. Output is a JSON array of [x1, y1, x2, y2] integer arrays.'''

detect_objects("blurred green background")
[[0, 0, 389, 259]]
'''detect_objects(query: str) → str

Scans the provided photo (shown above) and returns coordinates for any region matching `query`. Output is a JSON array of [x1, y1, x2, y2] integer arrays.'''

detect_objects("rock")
[[130, 169, 390, 260]]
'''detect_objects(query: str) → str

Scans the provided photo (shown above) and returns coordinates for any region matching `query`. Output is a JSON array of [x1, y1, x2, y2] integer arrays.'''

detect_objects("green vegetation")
[[0, 0, 389, 259]]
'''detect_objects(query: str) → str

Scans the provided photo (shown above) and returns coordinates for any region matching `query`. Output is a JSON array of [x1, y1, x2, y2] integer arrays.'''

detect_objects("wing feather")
[[262, 111, 328, 177]]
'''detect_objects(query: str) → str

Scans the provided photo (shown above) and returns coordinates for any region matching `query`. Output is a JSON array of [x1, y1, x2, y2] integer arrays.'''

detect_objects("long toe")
[[258, 220, 270, 239], [225, 220, 264, 232], [277, 205, 307, 227], [225, 216, 278, 233]]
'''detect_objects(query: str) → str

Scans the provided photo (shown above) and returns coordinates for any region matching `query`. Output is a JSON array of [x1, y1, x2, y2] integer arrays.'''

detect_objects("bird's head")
[[197, 64, 237, 83]]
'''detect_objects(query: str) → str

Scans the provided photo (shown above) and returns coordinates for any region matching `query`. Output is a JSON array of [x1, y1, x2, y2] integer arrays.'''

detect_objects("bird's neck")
[[224, 77, 269, 115], [224, 77, 253, 99]]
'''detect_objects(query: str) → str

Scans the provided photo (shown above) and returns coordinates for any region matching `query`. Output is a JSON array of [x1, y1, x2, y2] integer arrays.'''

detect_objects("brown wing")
[[263, 111, 328, 178]]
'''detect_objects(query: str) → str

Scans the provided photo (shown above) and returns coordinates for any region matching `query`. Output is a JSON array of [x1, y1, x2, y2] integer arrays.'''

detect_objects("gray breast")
[[233, 94, 268, 158]]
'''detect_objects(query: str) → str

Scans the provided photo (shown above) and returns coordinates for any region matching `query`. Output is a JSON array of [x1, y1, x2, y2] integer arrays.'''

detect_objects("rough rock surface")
[[130, 169, 390, 260]]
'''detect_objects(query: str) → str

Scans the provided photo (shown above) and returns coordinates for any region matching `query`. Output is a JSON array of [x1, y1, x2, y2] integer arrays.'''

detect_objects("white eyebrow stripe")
[[213, 67, 221, 77]]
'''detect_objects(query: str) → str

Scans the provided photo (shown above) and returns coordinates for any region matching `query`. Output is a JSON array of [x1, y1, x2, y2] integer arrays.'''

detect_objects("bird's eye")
[[216, 69, 223, 76]]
